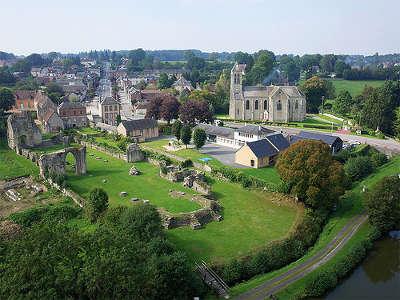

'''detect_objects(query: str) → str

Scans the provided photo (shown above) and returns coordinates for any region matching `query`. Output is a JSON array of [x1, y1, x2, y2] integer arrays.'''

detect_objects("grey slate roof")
[[236, 124, 274, 135], [246, 139, 279, 158], [58, 100, 84, 110], [265, 132, 290, 151], [196, 123, 234, 139], [293, 131, 341, 146], [120, 119, 158, 131]]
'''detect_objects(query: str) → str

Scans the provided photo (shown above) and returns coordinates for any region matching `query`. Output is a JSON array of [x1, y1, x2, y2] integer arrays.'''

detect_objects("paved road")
[[199, 143, 244, 168], [235, 214, 368, 300], [224, 121, 400, 155]]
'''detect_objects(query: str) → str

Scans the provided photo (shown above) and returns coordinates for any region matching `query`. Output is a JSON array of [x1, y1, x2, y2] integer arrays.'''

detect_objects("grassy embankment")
[[230, 155, 400, 297]]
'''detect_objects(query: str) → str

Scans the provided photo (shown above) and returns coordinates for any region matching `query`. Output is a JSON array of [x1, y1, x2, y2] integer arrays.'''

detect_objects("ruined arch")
[[38, 146, 87, 178]]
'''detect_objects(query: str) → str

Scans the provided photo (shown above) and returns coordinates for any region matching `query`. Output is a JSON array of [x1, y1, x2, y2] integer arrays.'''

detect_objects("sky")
[[1, 0, 399, 56]]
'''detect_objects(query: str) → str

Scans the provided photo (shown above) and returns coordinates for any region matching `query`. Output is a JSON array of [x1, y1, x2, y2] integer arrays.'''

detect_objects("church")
[[229, 63, 306, 122]]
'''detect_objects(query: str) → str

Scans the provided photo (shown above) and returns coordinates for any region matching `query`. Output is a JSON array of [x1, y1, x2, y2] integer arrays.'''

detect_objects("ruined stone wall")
[[126, 143, 144, 162], [7, 112, 42, 152]]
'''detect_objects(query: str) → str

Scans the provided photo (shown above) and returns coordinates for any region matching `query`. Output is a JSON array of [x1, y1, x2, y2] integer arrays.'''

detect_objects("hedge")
[[213, 209, 328, 286]]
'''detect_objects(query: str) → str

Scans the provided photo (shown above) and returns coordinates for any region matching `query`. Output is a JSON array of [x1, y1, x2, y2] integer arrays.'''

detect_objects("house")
[[195, 123, 279, 149], [195, 123, 239, 148], [42, 111, 64, 133], [235, 133, 290, 168], [290, 131, 343, 154], [116, 119, 159, 142], [234, 124, 275, 144], [229, 62, 306, 122], [99, 96, 120, 125], [34, 91, 57, 123], [58, 101, 87, 128], [133, 102, 149, 119], [172, 76, 194, 93], [13, 90, 37, 111]]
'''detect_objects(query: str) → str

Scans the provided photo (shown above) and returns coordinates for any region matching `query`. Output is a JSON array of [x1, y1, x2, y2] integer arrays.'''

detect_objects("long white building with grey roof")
[[229, 62, 306, 123]]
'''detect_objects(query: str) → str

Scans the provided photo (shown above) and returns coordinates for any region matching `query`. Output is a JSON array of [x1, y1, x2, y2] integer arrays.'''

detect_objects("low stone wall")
[[159, 194, 222, 230], [19, 148, 41, 163], [0, 176, 31, 190], [48, 179, 84, 208]]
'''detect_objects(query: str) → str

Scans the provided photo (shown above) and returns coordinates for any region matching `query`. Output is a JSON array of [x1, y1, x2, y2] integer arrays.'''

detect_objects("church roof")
[[242, 85, 304, 98]]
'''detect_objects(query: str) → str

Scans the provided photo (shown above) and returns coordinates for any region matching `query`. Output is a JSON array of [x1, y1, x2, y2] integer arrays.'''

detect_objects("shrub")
[[344, 156, 374, 181], [370, 152, 388, 168], [86, 188, 109, 223], [180, 159, 193, 169]]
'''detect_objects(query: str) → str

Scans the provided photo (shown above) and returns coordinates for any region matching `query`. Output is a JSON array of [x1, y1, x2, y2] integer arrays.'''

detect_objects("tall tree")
[[145, 96, 163, 119], [0, 87, 15, 113], [192, 128, 207, 149], [172, 120, 182, 140], [394, 107, 400, 139], [180, 125, 192, 148], [333, 90, 353, 115], [160, 95, 180, 124], [86, 188, 109, 222], [276, 140, 346, 210], [179, 99, 213, 125], [234, 51, 254, 71], [300, 76, 335, 113], [247, 50, 275, 85], [364, 176, 400, 233]]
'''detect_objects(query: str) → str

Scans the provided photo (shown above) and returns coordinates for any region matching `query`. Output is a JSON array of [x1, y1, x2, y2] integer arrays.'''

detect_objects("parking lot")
[[199, 143, 245, 168]]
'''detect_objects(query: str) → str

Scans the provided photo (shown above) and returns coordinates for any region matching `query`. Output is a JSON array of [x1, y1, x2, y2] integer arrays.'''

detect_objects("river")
[[321, 233, 400, 300]]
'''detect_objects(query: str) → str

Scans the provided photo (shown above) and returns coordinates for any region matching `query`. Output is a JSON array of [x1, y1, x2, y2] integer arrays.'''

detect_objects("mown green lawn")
[[66, 147, 300, 264], [66, 148, 201, 214], [328, 79, 385, 97], [231, 155, 400, 296], [0, 140, 39, 180], [240, 167, 282, 185]]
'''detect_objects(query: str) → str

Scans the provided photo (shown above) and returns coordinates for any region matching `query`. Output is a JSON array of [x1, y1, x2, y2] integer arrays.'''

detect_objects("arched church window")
[[277, 100, 282, 111], [264, 100, 268, 110], [255, 100, 259, 110], [295, 100, 298, 109], [246, 100, 250, 110]]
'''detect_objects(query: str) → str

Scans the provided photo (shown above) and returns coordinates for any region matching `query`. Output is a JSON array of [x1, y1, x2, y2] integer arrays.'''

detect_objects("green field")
[[240, 167, 282, 185], [328, 79, 385, 97], [0, 141, 39, 180], [66, 148, 201, 214], [66, 147, 301, 263], [231, 155, 400, 296]]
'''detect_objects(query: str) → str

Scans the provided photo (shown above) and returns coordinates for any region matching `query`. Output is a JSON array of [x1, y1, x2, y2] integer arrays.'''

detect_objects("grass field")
[[328, 79, 385, 97], [66, 148, 201, 214], [0, 140, 39, 180], [240, 167, 282, 185], [66, 147, 301, 263], [230, 155, 400, 296]]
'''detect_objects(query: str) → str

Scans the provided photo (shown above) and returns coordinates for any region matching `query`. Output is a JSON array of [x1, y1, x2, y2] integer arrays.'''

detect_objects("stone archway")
[[38, 146, 87, 178]]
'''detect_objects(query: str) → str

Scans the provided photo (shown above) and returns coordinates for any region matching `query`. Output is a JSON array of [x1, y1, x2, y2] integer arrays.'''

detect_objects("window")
[[295, 100, 298, 109], [246, 100, 250, 110], [277, 100, 282, 111], [250, 159, 255, 167], [255, 100, 259, 110], [264, 100, 268, 110], [105, 106, 108, 112]]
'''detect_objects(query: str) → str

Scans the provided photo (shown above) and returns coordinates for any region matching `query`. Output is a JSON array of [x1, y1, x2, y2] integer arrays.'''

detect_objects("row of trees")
[[171, 120, 207, 149], [146, 94, 213, 125]]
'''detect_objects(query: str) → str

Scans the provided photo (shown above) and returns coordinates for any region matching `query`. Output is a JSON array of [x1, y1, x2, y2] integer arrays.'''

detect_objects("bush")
[[344, 156, 374, 181], [370, 152, 388, 168], [159, 123, 172, 135], [9, 203, 81, 227], [180, 159, 193, 169]]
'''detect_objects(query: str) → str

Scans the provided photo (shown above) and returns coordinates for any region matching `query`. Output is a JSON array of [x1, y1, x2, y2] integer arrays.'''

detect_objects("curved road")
[[235, 214, 368, 300]]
